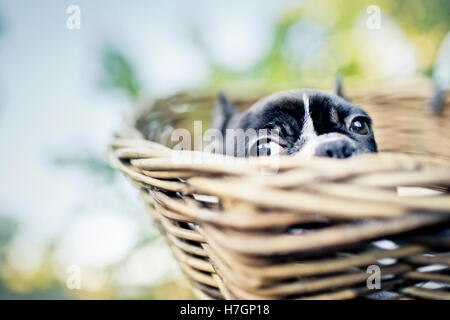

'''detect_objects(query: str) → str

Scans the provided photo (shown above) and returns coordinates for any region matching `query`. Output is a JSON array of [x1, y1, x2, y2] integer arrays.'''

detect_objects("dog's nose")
[[315, 140, 355, 159]]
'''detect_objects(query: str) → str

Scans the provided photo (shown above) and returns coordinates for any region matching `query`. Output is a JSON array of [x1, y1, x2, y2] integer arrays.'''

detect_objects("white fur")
[[301, 93, 317, 140]]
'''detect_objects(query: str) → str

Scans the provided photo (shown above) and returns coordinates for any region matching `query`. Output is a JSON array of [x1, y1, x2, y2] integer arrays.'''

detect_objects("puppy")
[[211, 89, 377, 158]]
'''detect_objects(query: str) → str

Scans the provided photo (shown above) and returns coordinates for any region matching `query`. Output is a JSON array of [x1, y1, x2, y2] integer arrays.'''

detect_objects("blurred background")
[[0, 0, 448, 299]]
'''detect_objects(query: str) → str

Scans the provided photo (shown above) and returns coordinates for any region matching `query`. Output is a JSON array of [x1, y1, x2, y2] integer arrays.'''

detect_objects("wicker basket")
[[108, 80, 450, 300]]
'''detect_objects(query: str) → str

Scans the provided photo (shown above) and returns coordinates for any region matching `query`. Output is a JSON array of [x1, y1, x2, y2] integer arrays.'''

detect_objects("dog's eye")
[[257, 141, 282, 156], [250, 139, 283, 157], [258, 141, 281, 156], [350, 118, 370, 135]]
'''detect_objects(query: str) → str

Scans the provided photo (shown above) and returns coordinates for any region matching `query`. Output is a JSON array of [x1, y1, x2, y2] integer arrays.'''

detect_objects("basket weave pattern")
[[109, 83, 450, 300]]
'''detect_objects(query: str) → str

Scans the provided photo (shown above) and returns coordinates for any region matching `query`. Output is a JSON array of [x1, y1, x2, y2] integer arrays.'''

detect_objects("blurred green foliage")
[[186, 0, 449, 95], [386, 0, 450, 33], [99, 0, 449, 99], [101, 48, 141, 100]]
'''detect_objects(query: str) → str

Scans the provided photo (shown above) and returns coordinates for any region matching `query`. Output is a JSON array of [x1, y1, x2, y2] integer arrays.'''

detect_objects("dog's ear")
[[335, 74, 346, 99], [212, 92, 238, 133]]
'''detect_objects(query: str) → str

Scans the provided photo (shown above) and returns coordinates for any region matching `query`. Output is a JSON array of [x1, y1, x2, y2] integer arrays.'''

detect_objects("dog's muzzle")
[[296, 133, 359, 159]]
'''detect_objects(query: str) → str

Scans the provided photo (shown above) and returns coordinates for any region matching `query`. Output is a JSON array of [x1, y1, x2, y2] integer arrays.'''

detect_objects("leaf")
[[100, 47, 141, 100]]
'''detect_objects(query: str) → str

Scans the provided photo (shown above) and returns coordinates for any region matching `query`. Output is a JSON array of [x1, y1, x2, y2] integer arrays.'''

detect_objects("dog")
[[211, 89, 377, 158]]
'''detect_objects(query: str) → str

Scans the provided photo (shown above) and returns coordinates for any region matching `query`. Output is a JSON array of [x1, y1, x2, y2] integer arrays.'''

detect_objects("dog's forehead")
[[237, 89, 370, 134], [251, 89, 363, 115], [250, 90, 304, 112]]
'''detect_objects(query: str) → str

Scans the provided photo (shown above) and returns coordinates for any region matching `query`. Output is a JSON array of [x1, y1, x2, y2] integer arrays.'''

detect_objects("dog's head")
[[211, 89, 377, 158]]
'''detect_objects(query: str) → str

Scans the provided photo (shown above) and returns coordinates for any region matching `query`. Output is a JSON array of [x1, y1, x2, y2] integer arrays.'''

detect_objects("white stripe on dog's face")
[[301, 93, 317, 140], [293, 94, 319, 157]]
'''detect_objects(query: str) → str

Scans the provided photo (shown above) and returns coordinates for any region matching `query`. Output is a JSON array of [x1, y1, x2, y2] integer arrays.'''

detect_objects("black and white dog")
[[212, 89, 377, 158]]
